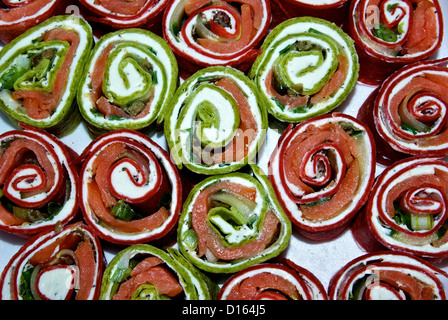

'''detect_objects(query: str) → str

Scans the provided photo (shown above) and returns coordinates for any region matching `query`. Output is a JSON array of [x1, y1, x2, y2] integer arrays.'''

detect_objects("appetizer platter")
[[0, 0, 448, 300]]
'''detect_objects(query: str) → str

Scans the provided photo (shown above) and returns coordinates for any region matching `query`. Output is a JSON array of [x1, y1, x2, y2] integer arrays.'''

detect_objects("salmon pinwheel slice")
[[352, 157, 448, 259], [0, 222, 104, 300], [218, 258, 328, 300], [78, 129, 182, 245], [162, 0, 271, 74], [77, 0, 169, 29], [271, 0, 350, 26], [269, 113, 376, 241], [249, 17, 359, 123], [77, 28, 178, 135], [177, 164, 291, 273], [329, 251, 448, 300], [164, 66, 267, 175], [348, 0, 444, 85], [372, 58, 448, 163], [0, 15, 93, 137], [100, 244, 219, 300], [0, 0, 65, 44], [0, 124, 79, 236]]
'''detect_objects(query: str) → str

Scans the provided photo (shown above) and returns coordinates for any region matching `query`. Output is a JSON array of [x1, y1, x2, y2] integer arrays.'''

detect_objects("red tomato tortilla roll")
[[0, 123, 79, 236], [0, 0, 64, 44], [269, 113, 376, 241], [0, 222, 104, 300], [352, 157, 448, 259], [348, 0, 444, 85], [329, 251, 448, 300], [218, 258, 328, 300], [270, 0, 350, 26], [162, 0, 271, 75], [78, 129, 182, 245]]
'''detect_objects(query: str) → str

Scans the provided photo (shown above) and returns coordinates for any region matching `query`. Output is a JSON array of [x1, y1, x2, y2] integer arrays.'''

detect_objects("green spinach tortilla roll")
[[99, 244, 218, 300], [177, 164, 291, 273], [249, 17, 359, 123], [77, 28, 178, 134], [164, 66, 267, 175], [0, 15, 93, 137]]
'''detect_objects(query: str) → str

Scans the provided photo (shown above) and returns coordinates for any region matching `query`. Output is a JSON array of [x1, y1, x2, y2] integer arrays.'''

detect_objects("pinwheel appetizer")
[[77, 28, 178, 135], [348, 0, 444, 85], [99, 244, 218, 300], [0, 124, 79, 236], [177, 164, 291, 274], [271, 0, 350, 26], [352, 157, 448, 259], [249, 17, 359, 123], [0, 222, 104, 300], [78, 129, 182, 245], [328, 251, 448, 300], [218, 258, 328, 300], [162, 0, 271, 74], [0, 15, 93, 137], [373, 58, 448, 162], [164, 66, 267, 175], [77, 0, 169, 29], [269, 113, 376, 241], [0, 0, 64, 44]]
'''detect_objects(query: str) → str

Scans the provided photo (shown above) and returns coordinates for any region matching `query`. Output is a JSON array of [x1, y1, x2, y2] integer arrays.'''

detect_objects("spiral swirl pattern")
[[218, 259, 327, 300], [249, 17, 359, 123], [99, 244, 218, 300], [0, 16, 93, 136], [0, 124, 78, 235], [0, 0, 62, 44], [177, 165, 291, 273], [348, 0, 443, 84], [269, 113, 376, 241], [329, 251, 448, 300], [374, 58, 448, 158], [78, 28, 178, 133], [79, 130, 182, 245], [360, 157, 448, 259], [163, 0, 271, 72], [0, 222, 104, 300], [165, 66, 267, 175]]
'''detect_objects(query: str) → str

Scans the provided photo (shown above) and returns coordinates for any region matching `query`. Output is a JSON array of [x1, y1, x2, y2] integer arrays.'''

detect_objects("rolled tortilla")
[[77, 28, 178, 135], [177, 164, 291, 273], [0, 123, 79, 236], [218, 257, 328, 300], [352, 157, 448, 259], [0, 222, 104, 300], [162, 0, 271, 74], [329, 251, 448, 300], [99, 244, 218, 300], [269, 113, 376, 241], [164, 66, 267, 175], [347, 0, 444, 85], [249, 16, 359, 123], [0, 15, 93, 137], [78, 129, 182, 245]]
